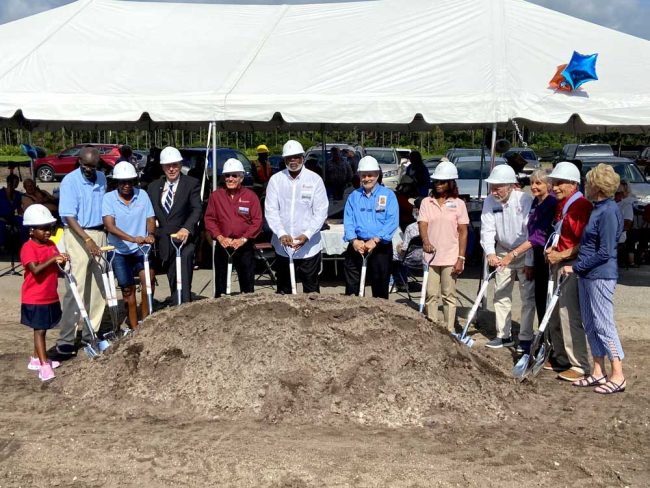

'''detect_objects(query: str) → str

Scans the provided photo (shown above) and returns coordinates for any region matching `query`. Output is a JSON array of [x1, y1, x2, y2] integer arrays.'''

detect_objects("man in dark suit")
[[147, 146, 202, 305]]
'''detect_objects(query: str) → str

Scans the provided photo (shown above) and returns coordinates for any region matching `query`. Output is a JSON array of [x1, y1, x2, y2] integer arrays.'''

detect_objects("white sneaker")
[[485, 337, 514, 349]]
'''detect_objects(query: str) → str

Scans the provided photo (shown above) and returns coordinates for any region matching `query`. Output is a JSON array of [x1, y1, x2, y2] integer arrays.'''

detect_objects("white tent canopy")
[[1, 0, 649, 132]]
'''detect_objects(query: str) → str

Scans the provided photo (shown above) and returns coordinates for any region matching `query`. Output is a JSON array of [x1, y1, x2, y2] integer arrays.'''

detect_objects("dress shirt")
[[573, 198, 623, 280], [480, 190, 533, 256], [343, 184, 398, 243], [265, 167, 329, 259], [204, 186, 263, 240], [58, 168, 106, 228], [161, 179, 177, 207]]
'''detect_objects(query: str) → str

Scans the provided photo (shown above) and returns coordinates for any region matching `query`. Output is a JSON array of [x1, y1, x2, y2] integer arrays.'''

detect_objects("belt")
[[82, 225, 105, 231]]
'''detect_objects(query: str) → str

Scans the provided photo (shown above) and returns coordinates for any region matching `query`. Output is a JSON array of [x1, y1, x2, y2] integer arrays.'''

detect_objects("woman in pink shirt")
[[418, 161, 469, 330]]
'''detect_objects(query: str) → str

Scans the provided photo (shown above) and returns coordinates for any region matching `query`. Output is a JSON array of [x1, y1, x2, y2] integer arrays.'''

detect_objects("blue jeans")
[[110, 251, 145, 288]]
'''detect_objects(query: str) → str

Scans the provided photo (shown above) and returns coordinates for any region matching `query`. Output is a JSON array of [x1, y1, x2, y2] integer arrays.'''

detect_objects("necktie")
[[164, 183, 174, 214]]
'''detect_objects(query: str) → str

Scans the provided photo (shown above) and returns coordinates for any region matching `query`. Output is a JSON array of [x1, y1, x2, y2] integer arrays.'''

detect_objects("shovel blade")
[[97, 339, 111, 352], [451, 332, 474, 348], [530, 344, 547, 377], [512, 353, 531, 380], [103, 331, 118, 343], [84, 344, 100, 359]]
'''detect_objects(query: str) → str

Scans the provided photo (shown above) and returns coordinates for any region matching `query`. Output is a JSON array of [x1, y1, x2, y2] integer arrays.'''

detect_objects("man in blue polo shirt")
[[53, 146, 107, 358], [343, 155, 399, 298]]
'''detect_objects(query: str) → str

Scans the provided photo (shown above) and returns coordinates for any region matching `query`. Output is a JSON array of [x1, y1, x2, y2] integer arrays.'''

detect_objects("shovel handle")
[[100, 245, 115, 252]]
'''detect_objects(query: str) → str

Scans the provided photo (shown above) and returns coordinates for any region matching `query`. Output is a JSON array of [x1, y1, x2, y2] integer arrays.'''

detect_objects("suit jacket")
[[147, 174, 202, 262]]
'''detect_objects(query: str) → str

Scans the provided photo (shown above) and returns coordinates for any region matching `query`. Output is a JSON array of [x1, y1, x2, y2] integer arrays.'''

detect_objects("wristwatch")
[[511, 250, 519, 258]]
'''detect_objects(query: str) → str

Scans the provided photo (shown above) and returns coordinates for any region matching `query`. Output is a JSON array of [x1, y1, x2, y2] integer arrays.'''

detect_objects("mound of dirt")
[[56, 295, 527, 427]]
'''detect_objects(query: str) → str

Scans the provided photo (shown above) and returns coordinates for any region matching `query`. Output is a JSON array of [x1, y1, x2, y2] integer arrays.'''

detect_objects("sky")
[[0, 0, 649, 41]]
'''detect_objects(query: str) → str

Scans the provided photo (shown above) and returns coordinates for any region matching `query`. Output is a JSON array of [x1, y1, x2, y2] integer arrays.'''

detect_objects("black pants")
[[274, 253, 321, 294], [214, 241, 255, 298], [343, 241, 392, 299], [164, 241, 195, 305], [533, 246, 550, 323]]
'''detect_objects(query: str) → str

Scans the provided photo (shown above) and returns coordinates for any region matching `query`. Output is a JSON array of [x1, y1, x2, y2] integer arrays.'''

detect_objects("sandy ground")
[[0, 252, 649, 487]]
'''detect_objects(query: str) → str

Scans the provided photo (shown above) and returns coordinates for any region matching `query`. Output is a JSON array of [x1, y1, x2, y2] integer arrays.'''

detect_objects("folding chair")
[[0, 219, 22, 277], [254, 242, 277, 286], [393, 235, 424, 302]]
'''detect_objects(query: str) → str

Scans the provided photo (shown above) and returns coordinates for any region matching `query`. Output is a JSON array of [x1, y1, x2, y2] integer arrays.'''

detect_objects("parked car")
[[502, 147, 541, 174], [553, 143, 614, 166], [132, 150, 148, 173], [635, 146, 650, 177], [424, 156, 442, 176], [449, 156, 507, 212], [363, 147, 400, 189], [445, 148, 489, 163], [33, 143, 122, 182], [178, 147, 255, 190], [579, 157, 650, 210], [304, 143, 362, 167], [396, 148, 411, 164]]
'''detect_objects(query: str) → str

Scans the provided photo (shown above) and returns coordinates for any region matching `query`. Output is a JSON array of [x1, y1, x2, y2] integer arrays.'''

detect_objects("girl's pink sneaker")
[[28, 356, 41, 371], [28, 357, 61, 371], [39, 364, 55, 382]]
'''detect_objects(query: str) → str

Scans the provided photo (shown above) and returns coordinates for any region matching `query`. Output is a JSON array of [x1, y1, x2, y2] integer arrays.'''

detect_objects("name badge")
[[238, 206, 250, 215], [300, 192, 312, 201], [376, 195, 387, 212], [492, 207, 503, 214], [445, 201, 457, 209]]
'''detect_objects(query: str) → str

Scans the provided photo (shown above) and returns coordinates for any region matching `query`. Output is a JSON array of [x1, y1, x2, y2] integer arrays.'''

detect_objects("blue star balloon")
[[561, 51, 598, 90]]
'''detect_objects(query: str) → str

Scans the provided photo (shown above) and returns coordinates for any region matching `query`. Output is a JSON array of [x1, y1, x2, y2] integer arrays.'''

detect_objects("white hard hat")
[[432, 161, 458, 180], [485, 164, 517, 184], [549, 161, 581, 183], [112, 161, 138, 180], [23, 204, 56, 226], [357, 156, 380, 172], [282, 140, 305, 158], [222, 158, 245, 174], [160, 146, 183, 165]]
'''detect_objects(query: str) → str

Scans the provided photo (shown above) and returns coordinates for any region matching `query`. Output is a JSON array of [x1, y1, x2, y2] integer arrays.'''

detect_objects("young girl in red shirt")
[[20, 204, 68, 382]]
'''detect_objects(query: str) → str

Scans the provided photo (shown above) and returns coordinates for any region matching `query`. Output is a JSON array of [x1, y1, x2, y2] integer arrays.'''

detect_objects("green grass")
[[0, 155, 30, 164]]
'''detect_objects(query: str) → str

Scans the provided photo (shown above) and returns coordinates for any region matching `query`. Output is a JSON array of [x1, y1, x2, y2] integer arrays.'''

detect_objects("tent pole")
[[28, 130, 34, 180], [211, 122, 218, 298], [489, 122, 497, 170], [321, 125, 326, 186]]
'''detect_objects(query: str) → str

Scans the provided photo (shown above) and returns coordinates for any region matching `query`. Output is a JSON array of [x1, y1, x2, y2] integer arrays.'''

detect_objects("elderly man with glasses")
[[204, 158, 263, 298]]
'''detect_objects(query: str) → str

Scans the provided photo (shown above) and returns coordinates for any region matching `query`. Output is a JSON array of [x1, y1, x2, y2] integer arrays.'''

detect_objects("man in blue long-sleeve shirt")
[[343, 156, 398, 298]]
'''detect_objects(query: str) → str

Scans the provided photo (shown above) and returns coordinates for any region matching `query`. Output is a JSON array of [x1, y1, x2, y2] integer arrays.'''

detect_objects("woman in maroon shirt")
[[204, 159, 263, 298]]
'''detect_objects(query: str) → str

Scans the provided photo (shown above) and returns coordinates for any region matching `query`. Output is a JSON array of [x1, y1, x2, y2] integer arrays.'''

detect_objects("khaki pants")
[[62, 228, 107, 333], [493, 251, 536, 340], [425, 265, 457, 330], [548, 266, 591, 374]]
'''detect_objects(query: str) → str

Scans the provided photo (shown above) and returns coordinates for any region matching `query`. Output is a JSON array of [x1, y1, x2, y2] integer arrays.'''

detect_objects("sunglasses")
[[32, 224, 55, 232], [117, 179, 137, 185], [223, 174, 242, 179]]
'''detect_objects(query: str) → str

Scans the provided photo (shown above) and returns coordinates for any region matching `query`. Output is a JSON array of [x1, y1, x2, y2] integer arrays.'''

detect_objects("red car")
[[34, 144, 121, 182]]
